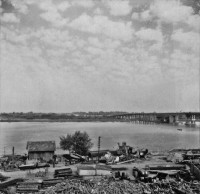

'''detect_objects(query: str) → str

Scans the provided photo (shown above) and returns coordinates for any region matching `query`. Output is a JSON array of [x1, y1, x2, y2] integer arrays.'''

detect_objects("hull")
[[146, 165, 185, 171], [19, 164, 36, 170], [37, 163, 50, 168]]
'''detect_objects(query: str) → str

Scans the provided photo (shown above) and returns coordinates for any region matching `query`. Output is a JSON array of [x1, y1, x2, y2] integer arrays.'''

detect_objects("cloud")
[[94, 8, 103, 15], [56, 1, 71, 12], [10, 0, 29, 14], [135, 28, 163, 43], [32, 28, 78, 51], [86, 46, 103, 55], [71, 0, 95, 8], [171, 29, 199, 52], [33, 0, 70, 27], [69, 13, 134, 41], [1, 13, 20, 23], [132, 10, 152, 21], [103, 0, 132, 16], [132, 0, 199, 31], [40, 11, 68, 27], [1, 0, 199, 112], [1, 26, 28, 45], [150, 0, 193, 23], [88, 37, 121, 49]]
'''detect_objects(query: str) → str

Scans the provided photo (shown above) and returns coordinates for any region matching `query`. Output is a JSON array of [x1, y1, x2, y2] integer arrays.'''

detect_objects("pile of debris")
[[89, 142, 149, 165], [35, 178, 200, 194], [38, 178, 144, 194]]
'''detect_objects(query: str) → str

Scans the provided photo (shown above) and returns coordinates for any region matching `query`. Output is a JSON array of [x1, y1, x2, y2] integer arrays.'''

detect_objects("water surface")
[[0, 122, 199, 155]]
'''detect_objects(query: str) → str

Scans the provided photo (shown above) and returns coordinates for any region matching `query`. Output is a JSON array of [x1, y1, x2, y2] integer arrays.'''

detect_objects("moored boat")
[[18, 163, 37, 170]]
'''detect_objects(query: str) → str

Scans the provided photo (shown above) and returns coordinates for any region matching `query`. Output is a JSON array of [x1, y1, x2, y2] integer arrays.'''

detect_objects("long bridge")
[[109, 112, 200, 125]]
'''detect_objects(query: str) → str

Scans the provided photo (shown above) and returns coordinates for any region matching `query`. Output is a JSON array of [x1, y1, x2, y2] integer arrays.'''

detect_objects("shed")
[[26, 141, 56, 162]]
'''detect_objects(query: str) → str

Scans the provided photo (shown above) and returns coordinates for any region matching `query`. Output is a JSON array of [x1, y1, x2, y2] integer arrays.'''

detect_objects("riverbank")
[[1, 152, 199, 194], [0, 154, 172, 186]]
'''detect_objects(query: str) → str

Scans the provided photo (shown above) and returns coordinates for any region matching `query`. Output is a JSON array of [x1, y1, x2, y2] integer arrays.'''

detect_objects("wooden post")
[[12, 146, 14, 156], [98, 136, 101, 162], [12, 146, 14, 161]]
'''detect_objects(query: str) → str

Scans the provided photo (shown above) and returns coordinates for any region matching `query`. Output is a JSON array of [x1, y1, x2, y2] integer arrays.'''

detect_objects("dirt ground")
[[0, 155, 174, 181]]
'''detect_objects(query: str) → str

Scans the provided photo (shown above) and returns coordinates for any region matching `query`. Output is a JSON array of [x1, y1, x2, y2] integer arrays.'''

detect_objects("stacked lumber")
[[42, 178, 64, 188], [17, 182, 41, 193], [0, 178, 24, 188], [54, 168, 72, 178]]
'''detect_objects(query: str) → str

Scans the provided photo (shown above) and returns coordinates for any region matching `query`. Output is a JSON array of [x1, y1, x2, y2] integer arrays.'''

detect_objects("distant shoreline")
[[0, 119, 125, 122]]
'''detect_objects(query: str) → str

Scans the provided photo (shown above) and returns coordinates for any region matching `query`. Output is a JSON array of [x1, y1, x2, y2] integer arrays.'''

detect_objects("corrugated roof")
[[27, 141, 56, 152]]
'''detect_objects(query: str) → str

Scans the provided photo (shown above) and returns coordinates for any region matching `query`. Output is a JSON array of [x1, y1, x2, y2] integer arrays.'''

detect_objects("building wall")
[[28, 151, 54, 161]]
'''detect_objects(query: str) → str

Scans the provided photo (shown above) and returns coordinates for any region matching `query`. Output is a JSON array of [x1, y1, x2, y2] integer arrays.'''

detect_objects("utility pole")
[[98, 136, 101, 162], [12, 146, 15, 161]]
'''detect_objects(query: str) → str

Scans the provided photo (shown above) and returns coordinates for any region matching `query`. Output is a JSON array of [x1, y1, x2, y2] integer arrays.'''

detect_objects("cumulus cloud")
[[1, 13, 20, 23], [9, 0, 29, 14], [0, 0, 199, 112], [1, 27, 28, 45], [56, 1, 71, 12], [132, 10, 152, 21], [71, 0, 95, 8], [103, 0, 132, 16], [30, 0, 70, 27], [135, 28, 163, 43], [94, 8, 103, 15], [132, 0, 199, 30], [88, 37, 121, 49], [69, 13, 134, 41], [171, 29, 199, 52], [150, 0, 193, 23], [40, 11, 68, 27]]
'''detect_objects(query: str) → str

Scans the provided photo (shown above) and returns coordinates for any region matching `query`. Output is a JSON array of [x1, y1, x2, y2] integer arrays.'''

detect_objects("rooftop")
[[26, 141, 56, 152]]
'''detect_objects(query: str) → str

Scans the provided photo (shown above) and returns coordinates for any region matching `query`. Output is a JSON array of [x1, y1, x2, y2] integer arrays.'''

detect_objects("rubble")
[[36, 178, 200, 194]]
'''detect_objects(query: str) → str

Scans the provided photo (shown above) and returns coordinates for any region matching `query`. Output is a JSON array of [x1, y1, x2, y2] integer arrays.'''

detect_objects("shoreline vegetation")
[[1, 112, 199, 127], [0, 112, 129, 123], [0, 119, 126, 122]]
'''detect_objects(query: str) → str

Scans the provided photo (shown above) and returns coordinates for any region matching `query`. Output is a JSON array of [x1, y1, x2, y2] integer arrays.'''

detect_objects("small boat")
[[145, 164, 186, 171], [37, 163, 50, 169], [177, 128, 182, 131], [18, 163, 37, 170]]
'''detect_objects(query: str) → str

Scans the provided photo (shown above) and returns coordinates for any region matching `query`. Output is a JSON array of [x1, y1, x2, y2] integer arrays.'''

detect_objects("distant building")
[[26, 141, 56, 161]]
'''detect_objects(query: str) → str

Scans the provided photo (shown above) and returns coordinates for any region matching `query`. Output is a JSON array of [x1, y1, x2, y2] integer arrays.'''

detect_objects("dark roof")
[[26, 141, 56, 152]]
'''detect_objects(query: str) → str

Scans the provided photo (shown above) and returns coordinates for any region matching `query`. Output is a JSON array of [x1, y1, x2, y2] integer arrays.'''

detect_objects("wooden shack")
[[26, 141, 56, 162]]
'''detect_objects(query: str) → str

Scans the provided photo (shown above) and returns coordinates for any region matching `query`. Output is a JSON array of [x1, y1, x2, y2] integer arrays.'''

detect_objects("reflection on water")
[[0, 122, 199, 155]]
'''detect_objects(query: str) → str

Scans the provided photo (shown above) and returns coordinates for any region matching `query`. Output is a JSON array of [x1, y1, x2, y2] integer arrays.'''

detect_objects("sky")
[[0, 0, 200, 113]]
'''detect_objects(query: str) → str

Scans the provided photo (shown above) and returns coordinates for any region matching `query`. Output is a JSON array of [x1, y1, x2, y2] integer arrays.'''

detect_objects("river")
[[0, 122, 199, 156]]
